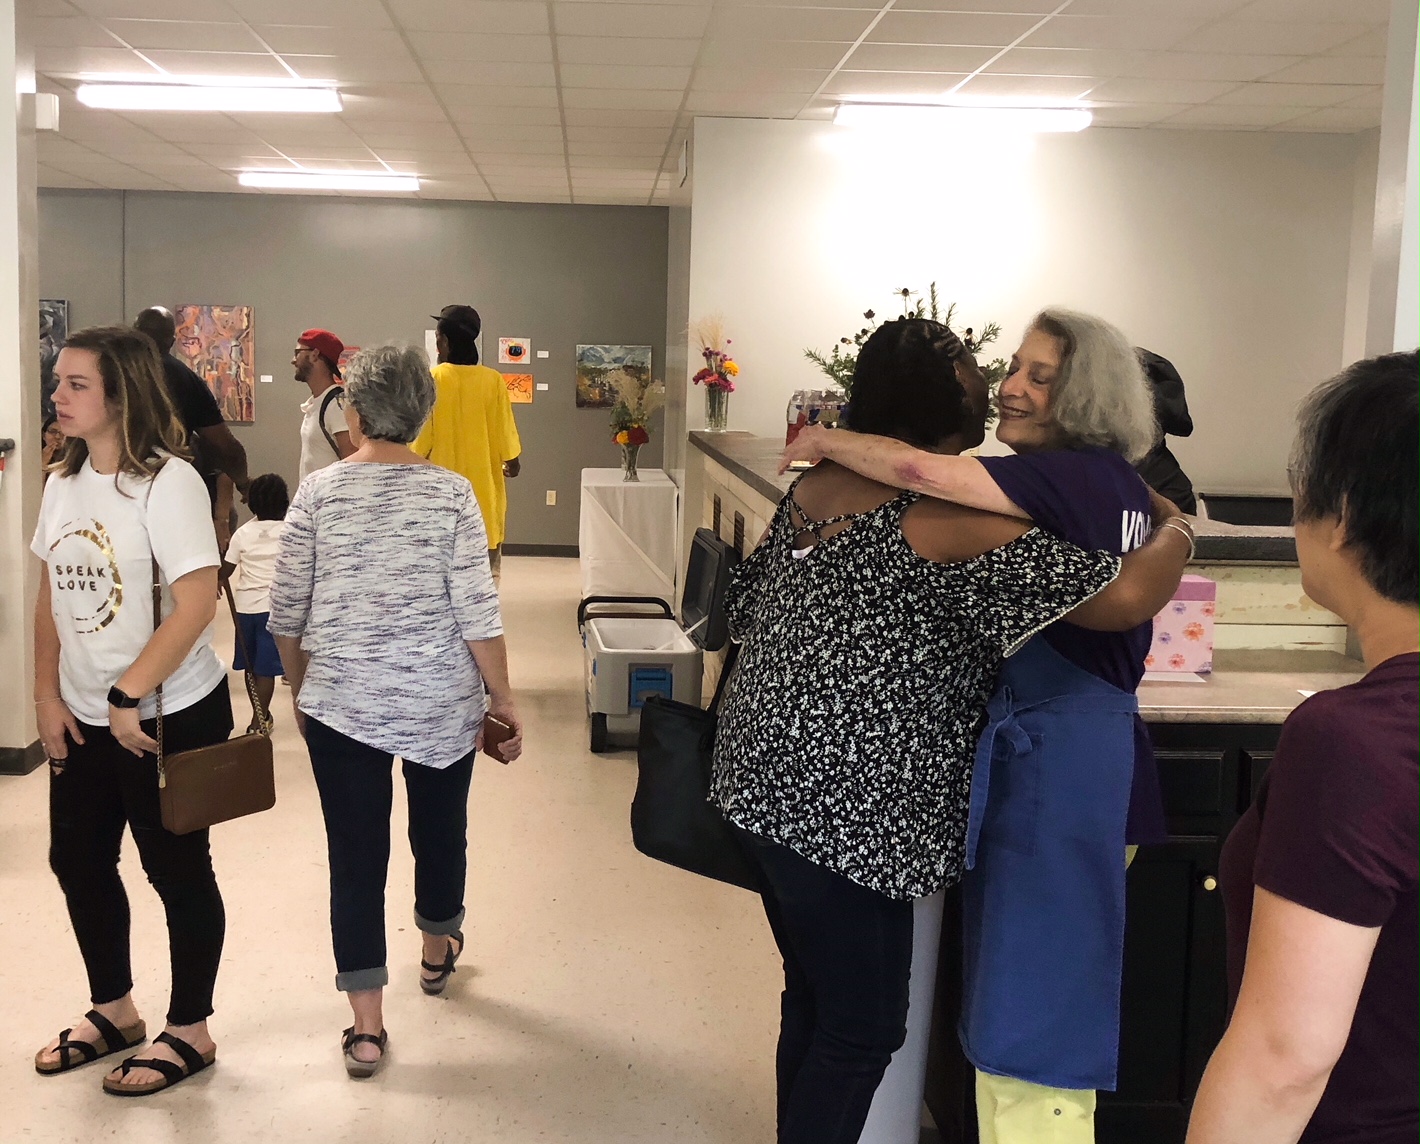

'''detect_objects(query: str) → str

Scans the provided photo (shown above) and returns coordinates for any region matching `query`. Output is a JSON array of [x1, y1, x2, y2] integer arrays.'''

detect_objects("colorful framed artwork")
[[503, 373, 534, 404], [499, 337, 531, 364], [174, 304, 256, 424], [576, 344, 651, 409]]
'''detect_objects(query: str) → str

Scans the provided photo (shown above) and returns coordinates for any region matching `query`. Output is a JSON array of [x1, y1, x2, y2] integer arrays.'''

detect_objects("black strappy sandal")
[[342, 1026, 388, 1078], [102, 1031, 214, 1096], [35, 1009, 147, 1075], [419, 930, 464, 996]]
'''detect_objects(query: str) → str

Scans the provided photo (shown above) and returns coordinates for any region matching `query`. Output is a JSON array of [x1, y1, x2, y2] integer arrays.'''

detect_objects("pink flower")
[[1168, 654, 1187, 670], [1183, 622, 1205, 641]]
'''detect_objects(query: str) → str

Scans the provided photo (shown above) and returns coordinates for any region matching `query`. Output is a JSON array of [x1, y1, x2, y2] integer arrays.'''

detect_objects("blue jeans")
[[304, 717, 476, 992], [734, 827, 914, 1144]]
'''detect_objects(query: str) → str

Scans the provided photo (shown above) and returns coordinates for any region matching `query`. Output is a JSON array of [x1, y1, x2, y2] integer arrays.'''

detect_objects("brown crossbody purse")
[[151, 557, 276, 835]]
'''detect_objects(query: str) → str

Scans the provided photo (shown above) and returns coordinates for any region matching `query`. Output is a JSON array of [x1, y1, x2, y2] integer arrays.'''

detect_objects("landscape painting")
[[39, 299, 69, 419], [174, 303, 255, 424], [576, 344, 651, 409]]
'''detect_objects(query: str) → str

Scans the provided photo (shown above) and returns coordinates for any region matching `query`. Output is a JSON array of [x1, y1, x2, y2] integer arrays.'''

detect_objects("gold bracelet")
[[1156, 520, 1196, 561]]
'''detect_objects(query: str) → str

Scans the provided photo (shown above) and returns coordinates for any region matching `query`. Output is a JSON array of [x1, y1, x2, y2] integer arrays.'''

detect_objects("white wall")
[[685, 117, 1366, 494]]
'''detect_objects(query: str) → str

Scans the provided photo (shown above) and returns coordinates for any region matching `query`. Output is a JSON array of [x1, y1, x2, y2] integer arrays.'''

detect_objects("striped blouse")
[[268, 462, 503, 769]]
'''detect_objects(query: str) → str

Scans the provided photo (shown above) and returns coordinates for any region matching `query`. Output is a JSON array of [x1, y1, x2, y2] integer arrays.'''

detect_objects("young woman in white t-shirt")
[[31, 326, 233, 1097]]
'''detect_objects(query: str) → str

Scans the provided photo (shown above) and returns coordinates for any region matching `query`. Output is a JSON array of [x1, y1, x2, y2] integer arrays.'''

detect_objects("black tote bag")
[[631, 643, 762, 892]]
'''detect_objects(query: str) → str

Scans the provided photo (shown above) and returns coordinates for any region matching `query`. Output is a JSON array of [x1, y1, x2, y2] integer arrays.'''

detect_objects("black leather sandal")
[[419, 931, 464, 996], [35, 1009, 147, 1075], [102, 1031, 214, 1096], [342, 1026, 388, 1078]]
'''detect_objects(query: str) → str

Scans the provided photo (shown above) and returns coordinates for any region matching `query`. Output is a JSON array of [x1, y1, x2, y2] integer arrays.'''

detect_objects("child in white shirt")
[[221, 474, 288, 733]]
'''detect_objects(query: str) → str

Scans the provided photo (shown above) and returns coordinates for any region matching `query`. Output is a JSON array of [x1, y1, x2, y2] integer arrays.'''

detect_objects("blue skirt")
[[233, 611, 285, 677]]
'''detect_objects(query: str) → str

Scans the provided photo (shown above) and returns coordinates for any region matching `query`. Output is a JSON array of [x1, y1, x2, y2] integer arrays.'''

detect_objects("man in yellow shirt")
[[413, 304, 522, 574]]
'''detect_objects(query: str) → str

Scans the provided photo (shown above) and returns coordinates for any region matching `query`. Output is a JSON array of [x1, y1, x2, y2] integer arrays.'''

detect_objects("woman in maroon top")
[[1188, 351, 1418, 1143]]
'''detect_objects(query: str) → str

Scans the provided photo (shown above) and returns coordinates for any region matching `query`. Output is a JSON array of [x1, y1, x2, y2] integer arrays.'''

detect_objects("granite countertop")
[[1137, 649, 1364, 724], [690, 431, 1298, 564]]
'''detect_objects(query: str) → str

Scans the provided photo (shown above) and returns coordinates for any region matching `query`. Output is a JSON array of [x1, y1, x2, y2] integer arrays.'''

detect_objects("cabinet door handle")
[[1200, 875, 1218, 892]]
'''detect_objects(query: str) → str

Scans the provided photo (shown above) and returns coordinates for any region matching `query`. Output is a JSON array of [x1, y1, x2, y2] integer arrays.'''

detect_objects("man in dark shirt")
[[134, 306, 250, 547], [1134, 348, 1197, 513]]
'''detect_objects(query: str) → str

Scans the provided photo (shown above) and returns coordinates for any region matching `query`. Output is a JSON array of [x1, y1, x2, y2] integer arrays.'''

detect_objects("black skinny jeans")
[[48, 680, 233, 1026], [304, 716, 476, 993], [735, 827, 915, 1144]]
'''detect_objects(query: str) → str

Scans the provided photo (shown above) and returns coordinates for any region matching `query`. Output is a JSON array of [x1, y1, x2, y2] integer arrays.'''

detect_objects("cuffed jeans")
[[735, 827, 914, 1144], [48, 680, 233, 1026], [304, 716, 476, 992]]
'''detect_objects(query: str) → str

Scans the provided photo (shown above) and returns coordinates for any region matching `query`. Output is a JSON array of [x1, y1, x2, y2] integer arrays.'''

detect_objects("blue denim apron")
[[957, 634, 1139, 1091]]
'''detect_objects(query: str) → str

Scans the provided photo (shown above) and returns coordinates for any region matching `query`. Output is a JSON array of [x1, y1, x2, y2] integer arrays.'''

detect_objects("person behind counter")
[[782, 307, 1183, 1141], [717, 317, 1192, 1144], [1135, 347, 1197, 513], [1187, 350, 1417, 1144]]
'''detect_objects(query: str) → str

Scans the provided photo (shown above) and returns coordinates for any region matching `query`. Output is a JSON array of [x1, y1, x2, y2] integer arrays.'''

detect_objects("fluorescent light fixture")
[[77, 77, 341, 113], [238, 170, 419, 192], [834, 101, 1092, 133]]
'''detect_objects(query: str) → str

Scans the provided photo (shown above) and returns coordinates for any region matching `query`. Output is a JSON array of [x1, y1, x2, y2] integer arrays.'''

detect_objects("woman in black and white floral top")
[[710, 319, 1189, 1144]]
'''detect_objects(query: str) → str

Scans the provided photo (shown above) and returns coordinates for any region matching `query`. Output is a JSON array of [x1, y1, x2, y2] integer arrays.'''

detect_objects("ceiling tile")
[[989, 47, 1303, 82], [566, 140, 667, 156], [696, 39, 849, 69], [224, 0, 394, 26], [885, 0, 1061, 11], [1232, 0, 1389, 20], [559, 64, 691, 89], [137, 50, 295, 77], [682, 90, 806, 115], [1210, 81, 1364, 106], [843, 43, 998, 72], [387, 0, 551, 35], [35, 44, 153, 74], [1324, 28, 1387, 56], [31, 16, 119, 48], [552, 4, 713, 39], [823, 71, 970, 97], [561, 87, 685, 109], [407, 33, 554, 63], [567, 152, 663, 168], [282, 54, 427, 83], [418, 61, 558, 86], [472, 153, 567, 168], [354, 131, 470, 151], [450, 120, 564, 138], [1270, 105, 1383, 130], [435, 85, 561, 109], [867, 11, 1042, 46], [102, 19, 264, 52], [691, 67, 828, 93], [563, 108, 678, 126], [39, 165, 106, 188], [705, 7, 870, 41], [1086, 77, 1242, 103], [565, 124, 672, 141], [1065, 0, 1245, 14], [1172, 20, 1374, 56], [1158, 102, 1303, 127], [68, 0, 236, 18], [252, 26, 410, 57], [955, 73, 1098, 99], [1021, 16, 1208, 51], [1338, 87, 1383, 109], [1086, 101, 1191, 124], [555, 36, 701, 66], [1261, 56, 1385, 84]]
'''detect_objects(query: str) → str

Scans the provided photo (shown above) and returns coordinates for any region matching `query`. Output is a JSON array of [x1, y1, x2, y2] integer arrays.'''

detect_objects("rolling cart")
[[578, 527, 738, 752]]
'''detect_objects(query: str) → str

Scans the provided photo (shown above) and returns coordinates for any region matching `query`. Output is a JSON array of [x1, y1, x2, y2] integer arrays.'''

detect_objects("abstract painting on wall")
[[174, 304, 256, 424], [39, 299, 69, 419], [503, 373, 534, 404], [576, 344, 651, 409]]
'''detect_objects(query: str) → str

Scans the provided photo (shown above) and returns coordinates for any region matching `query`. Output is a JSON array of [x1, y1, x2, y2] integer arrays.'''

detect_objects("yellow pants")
[[973, 849, 1134, 1143], [976, 1071, 1097, 1143]]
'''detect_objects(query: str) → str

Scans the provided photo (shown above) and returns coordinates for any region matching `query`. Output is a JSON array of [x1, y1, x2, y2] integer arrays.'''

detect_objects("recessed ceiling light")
[[834, 101, 1092, 133], [238, 170, 419, 192], [77, 78, 341, 113]]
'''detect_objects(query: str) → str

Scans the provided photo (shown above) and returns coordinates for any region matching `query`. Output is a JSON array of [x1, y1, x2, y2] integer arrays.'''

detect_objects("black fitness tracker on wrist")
[[107, 686, 141, 709]]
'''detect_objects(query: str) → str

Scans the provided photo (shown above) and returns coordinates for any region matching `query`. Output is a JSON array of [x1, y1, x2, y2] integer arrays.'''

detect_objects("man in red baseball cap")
[[294, 328, 354, 481]]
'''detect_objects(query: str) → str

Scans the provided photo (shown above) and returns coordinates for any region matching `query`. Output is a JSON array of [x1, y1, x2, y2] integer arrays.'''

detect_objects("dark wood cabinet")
[[924, 721, 1281, 1144]]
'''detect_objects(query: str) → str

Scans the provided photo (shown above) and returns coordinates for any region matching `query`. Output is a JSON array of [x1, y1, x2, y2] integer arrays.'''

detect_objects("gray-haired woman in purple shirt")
[[1188, 352, 1417, 1143]]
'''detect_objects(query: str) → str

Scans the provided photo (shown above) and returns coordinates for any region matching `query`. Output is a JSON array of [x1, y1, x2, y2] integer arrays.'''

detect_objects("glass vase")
[[620, 443, 641, 482], [705, 386, 730, 432]]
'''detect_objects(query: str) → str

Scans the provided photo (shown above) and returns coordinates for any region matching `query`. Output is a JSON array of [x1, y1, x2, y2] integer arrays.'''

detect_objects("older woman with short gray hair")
[[269, 343, 523, 1079], [783, 308, 1190, 1140]]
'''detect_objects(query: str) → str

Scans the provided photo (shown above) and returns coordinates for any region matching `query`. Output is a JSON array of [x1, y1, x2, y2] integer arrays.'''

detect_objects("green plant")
[[804, 284, 1009, 411]]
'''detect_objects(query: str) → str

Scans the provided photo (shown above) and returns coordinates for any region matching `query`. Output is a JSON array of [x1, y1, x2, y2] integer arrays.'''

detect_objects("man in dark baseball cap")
[[293, 327, 353, 480], [431, 305, 482, 366]]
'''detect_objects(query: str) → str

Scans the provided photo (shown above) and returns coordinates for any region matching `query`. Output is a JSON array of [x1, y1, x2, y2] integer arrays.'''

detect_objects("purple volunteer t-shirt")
[[979, 448, 1167, 843], [1219, 653, 1418, 1143]]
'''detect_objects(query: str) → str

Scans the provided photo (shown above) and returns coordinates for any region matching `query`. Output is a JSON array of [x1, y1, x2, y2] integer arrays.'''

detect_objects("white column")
[[0, 0, 44, 774], [1365, 0, 1419, 356]]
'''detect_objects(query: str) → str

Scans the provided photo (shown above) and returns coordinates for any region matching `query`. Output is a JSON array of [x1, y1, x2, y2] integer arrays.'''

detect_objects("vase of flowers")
[[692, 315, 739, 432], [610, 370, 663, 483]]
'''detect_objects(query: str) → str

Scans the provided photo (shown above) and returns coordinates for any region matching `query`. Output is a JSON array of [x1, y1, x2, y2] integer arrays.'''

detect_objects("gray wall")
[[38, 189, 670, 548]]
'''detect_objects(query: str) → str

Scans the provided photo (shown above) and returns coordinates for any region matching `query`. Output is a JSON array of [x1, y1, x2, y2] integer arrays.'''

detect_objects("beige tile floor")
[[1, 557, 785, 1144]]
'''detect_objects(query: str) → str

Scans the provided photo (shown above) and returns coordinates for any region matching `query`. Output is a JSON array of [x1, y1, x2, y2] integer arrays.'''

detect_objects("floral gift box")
[[1145, 574, 1217, 675]]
